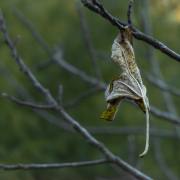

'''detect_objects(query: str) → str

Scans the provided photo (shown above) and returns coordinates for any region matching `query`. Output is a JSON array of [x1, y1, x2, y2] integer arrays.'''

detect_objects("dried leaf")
[[101, 27, 150, 157]]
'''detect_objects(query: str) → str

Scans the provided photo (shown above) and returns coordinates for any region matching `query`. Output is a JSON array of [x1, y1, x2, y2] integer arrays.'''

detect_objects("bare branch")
[[141, 0, 178, 116], [13, 8, 51, 55], [53, 48, 105, 88], [0, 159, 108, 170], [76, 3, 102, 80], [127, 0, 134, 26], [146, 74, 180, 97], [57, 84, 63, 104], [153, 139, 178, 180], [0, 93, 55, 109], [89, 126, 178, 139], [64, 86, 101, 108], [81, 0, 180, 62], [0, 12, 56, 105], [81, 0, 125, 29], [127, 135, 136, 165], [150, 106, 180, 125], [141, 0, 180, 147]]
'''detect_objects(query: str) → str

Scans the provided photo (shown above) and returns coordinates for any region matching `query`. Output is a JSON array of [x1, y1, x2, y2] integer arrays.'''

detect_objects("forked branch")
[[81, 0, 180, 62]]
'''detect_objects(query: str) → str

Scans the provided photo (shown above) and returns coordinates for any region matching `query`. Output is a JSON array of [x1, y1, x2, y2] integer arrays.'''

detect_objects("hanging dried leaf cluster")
[[101, 27, 150, 157]]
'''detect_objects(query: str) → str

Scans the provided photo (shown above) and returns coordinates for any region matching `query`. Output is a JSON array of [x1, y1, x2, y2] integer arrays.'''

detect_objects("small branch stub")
[[127, 0, 134, 26]]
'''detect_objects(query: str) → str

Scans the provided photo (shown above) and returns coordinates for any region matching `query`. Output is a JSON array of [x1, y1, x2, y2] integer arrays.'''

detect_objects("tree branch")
[[76, 2, 102, 80], [150, 106, 180, 125], [0, 93, 55, 109], [0, 12, 56, 105], [0, 159, 108, 170], [153, 138, 178, 180], [127, 0, 133, 26], [53, 48, 105, 88], [146, 74, 180, 97], [81, 0, 180, 62]]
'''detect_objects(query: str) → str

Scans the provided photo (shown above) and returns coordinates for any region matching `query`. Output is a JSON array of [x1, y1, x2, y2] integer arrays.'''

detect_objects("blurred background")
[[0, 0, 180, 179]]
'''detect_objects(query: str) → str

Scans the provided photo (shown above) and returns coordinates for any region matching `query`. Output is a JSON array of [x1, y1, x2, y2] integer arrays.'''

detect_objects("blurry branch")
[[76, 3, 102, 80], [53, 49, 105, 89], [141, 0, 180, 146], [14, 7, 102, 83], [142, 2, 179, 179], [64, 86, 101, 108], [127, 135, 136, 165], [13, 8, 54, 70], [57, 84, 63, 104], [0, 159, 108, 170], [0, 12, 151, 180], [146, 74, 180, 97], [142, 0, 179, 177], [80, 0, 180, 62], [141, 0, 178, 116], [88, 126, 178, 139], [0, 12, 56, 106], [127, 0, 133, 26], [153, 139, 178, 180], [0, 92, 55, 109], [150, 106, 180, 125], [13, 7, 51, 54]]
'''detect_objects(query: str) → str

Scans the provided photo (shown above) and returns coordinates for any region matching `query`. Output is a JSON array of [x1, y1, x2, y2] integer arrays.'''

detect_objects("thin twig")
[[13, 7, 51, 54], [57, 84, 63, 104], [127, 0, 134, 26], [76, 2, 102, 80], [150, 106, 180, 125], [146, 74, 180, 97], [141, 0, 180, 142], [141, 0, 178, 116], [0, 159, 108, 170], [88, 126, 178, 139], [153, 138, 178, 180], [53, 48, 105, 88], [64, 86, 101, 108], [0, 93, 55, 109], [127, 135, 136, 165], [0, 12, 56, 106]]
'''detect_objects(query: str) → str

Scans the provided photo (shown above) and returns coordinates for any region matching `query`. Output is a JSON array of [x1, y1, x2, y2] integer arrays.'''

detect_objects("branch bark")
[[0, 159, 108, 170], [81, 0, 180, 62]]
